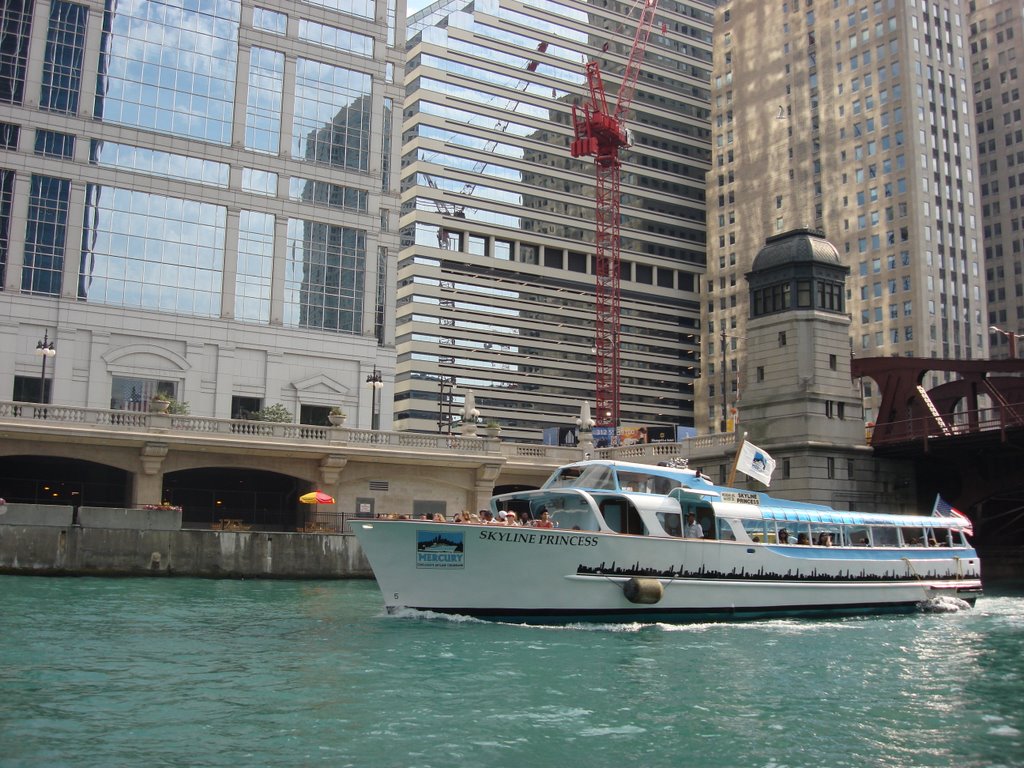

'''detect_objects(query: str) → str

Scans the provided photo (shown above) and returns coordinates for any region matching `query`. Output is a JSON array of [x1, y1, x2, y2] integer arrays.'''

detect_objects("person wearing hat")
[[684, 513, 704, 539]]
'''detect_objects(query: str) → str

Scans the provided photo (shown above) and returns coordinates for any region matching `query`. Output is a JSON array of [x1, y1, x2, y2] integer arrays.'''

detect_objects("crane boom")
[[570, 0, 659, 434]]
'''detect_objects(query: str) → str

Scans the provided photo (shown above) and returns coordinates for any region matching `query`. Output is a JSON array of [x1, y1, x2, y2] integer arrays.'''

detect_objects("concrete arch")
[[0, 455, 131, 507], [161, 467, 307, 529]]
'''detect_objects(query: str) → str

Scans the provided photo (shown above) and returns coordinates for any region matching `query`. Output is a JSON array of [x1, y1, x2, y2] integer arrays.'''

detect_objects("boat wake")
[[918, 595, 973, 613]]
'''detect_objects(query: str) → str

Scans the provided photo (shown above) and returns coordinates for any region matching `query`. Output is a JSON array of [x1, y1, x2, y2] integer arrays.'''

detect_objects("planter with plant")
[[328, 406, 347, 426]]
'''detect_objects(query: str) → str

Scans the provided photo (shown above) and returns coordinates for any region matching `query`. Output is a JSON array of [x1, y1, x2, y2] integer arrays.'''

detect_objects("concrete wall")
[[0, 524, 373, 579], [0, 503, 74, 527], [79, 506, 182, 531]]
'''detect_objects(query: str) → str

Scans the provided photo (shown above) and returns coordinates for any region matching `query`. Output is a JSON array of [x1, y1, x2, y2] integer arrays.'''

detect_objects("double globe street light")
[[366, 367, 383, 430], [35, 331, 56, 404]]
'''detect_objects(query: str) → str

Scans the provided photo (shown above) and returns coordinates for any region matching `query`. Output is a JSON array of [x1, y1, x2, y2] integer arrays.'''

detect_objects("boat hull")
[[353, 520, 983, 624]]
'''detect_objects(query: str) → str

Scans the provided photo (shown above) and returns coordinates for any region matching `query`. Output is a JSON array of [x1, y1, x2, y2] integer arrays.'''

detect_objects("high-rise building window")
[[78, 185, 226, 316], [0, 169, 14, 286], [252, 7, 286, 35], [305, 0, 375, 21], [34, 129, 75, 159], [0, 0, 32, 106], [40, 1, 88, 114], [235, 210, 274, 324], [285, 218, 365, 333], [245, 48, 284, 154], [23, 175, 71, 296], [292, 58, 372, 172], [380, 97, 393, 191], [93, 0, 240, 144]]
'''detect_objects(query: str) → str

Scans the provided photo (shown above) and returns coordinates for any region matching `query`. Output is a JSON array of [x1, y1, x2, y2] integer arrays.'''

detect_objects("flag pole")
[[727, 432, 747, 486]]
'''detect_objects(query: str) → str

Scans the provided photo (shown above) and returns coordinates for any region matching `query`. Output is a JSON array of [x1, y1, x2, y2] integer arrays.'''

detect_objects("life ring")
[[623, 577, 664, 604]]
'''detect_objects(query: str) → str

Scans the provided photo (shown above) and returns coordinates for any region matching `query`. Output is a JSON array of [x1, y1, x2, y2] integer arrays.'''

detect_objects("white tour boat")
[[352, 459, 982, 623]]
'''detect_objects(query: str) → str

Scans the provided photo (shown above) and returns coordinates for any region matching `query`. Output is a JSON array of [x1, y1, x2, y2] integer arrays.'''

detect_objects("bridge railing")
[[0, 400, 509, 455], [869, 399, 1024, 446], [0, 400, 732, 465]]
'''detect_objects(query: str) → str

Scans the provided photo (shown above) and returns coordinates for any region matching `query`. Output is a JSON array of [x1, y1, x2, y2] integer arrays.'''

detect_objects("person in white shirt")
[[684, 513, 704, 539]]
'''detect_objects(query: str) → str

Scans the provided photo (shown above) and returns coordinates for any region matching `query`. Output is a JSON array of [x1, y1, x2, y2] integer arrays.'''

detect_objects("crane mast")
[[570, 0, 658, 434]]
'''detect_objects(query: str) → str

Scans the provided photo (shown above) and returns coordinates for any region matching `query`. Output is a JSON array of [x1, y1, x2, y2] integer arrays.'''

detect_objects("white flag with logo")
[[736, 441, 776, 486]]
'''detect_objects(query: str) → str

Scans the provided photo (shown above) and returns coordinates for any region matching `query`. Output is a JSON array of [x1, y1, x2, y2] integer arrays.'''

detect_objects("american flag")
[[932, 495, 973, 537]]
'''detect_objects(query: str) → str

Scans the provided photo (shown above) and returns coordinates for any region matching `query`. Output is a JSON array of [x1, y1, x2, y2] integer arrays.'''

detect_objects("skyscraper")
[[0, 0, 403, 425], [700, 0, 987, 433], [969, 0, 1024, 358], [396, 0, 714, 440]]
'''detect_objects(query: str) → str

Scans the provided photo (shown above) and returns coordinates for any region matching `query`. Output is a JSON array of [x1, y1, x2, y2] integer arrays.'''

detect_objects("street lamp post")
[[366, 367, 383, 430], [990, 325, 1022, 359], [720, 327, 728, 433], [35, 331, 56, 404]]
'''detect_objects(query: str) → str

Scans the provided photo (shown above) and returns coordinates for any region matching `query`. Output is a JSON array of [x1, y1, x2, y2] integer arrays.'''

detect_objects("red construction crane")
[[570, 0, 659, 433]]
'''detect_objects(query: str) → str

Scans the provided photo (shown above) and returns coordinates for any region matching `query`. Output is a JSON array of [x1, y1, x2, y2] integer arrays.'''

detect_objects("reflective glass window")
[[0, 122, 19, 149], [34, 129, 75, 159], [291, 58, 372, 172], [288, 178, 367, 211], [0, 169, 14, 285], [78, 185, 225, 317], [89, 140, 228, 187], [380, 97, 393, 191], [284, 218, 365, 333], [242, 168, 278, 196], [252, 7, 286, 34], [0, 0, 32, 105], [298, 19, 373, 57], [245, 48, 284, 154], [41, 1, 88, 114], [302, 0, 375, 21], [374, 245, 387, 344], [94, 0, 240, 144], [235, 210, 274, 324], [23, 175, 71, 295]]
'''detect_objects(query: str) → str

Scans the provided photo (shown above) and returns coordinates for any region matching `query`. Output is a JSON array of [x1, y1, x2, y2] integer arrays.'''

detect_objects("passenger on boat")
[[536, 510, 554, 529], [797, 533, 810, 545], [504, 511, 521, 526], [482, 510, 496, 524], [816, 532, 833, 546], [433, 513, 446, 522], [777, 528, 791, 544], [684, 513, 704, 539]]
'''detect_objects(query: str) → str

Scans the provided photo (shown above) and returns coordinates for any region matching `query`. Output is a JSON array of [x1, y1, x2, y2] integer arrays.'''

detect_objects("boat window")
[[545, 467, 582, 488], [870, 526, 899, 547], [812, 525, 842, 546], [930, 529, 948, 547], [847, 525, 871, 546], [785, 523, 813, 544], [550, 506, 599, 531], [658, 511, 683, 537], [677, 502, 715, 540], [742, 518, 766, 543], [899, 526, 926, 547], [599, 498, 646, 535], [717, 518, 738, 541], [616, 470, 680, 494]]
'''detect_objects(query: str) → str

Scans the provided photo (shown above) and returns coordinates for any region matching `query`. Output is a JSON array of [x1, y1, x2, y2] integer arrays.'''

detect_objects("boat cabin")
[[491, 460, 971, 549]]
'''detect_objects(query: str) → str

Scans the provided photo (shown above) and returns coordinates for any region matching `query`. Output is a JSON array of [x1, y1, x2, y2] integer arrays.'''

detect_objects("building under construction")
[[395, 0, 715, 440]]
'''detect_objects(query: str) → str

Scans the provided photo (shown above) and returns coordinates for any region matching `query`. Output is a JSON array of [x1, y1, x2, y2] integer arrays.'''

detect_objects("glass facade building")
[[396, 0, 713, 439], [1, 0, 403, 423]]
